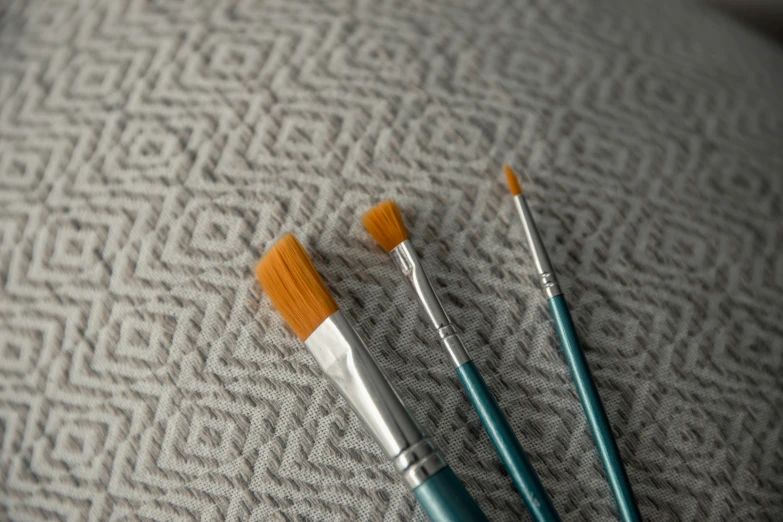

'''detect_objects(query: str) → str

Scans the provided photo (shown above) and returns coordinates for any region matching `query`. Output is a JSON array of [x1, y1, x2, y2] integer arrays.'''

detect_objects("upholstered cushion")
[[0, 0, 781, 520]]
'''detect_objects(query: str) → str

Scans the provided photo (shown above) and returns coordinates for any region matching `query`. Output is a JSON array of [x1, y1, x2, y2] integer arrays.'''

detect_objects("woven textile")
[[1, 0, 782, 520]]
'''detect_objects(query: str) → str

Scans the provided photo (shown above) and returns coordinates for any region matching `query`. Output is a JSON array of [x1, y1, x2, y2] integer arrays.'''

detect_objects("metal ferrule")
[[389, 240, 471, 368], [304, 310, 445, 489], [513, 194, 562, 299]]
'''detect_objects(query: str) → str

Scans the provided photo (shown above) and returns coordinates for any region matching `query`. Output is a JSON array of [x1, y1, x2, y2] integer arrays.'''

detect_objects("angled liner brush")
[[256, 234, 489, 522], [363, 201, 563, 522], [504, 165, 642, 522]]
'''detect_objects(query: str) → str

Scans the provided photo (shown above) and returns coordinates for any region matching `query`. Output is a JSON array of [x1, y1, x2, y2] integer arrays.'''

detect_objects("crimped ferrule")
[[304, 310, 445, 488], [513, 195, 562, 299], [390, 240, 471, 367]]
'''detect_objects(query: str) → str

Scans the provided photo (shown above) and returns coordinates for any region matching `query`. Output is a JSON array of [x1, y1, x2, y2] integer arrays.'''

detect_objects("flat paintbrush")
[[256, 234, 489, 522], [363, 201, 563, 522]]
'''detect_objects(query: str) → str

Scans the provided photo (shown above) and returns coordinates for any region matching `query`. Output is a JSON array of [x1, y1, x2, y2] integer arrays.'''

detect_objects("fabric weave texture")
[[0, 0, 782, 520]]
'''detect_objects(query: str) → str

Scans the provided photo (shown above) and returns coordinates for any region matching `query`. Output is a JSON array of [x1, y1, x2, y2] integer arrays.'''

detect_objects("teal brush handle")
[[548, 294, 641, 522], [413, 466, 489, 522], [457, 361, 562, 522]]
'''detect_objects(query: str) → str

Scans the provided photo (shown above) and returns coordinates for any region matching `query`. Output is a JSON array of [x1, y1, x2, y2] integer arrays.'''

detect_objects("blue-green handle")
[[549, 294, 642, 522], [457, 361, 562, 522], [413, 466, 489, 522]]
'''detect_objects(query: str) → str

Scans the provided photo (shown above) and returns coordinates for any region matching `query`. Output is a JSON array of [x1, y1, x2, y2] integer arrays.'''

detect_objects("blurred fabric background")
[[712, 0, 783, 42], [0, 0, 781, 520]]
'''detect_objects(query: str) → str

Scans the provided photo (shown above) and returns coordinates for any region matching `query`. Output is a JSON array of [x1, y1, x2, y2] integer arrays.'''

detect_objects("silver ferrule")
[[390, 240, 471, 367], [304, 310, 445, 488], [513, 195, 562, 299]]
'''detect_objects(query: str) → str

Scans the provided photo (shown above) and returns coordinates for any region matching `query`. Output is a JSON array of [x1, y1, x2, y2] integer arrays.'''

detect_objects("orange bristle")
[[255, 234, 339, 341], [504, 165, 523, 196], [363, 200, 408, 253]]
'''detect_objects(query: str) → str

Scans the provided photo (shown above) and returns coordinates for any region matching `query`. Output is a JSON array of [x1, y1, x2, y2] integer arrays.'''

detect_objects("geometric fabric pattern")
[[0, 0, 782, 520]]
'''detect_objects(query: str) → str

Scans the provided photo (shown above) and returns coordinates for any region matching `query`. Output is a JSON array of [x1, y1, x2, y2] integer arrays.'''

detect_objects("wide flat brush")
[[363, 201, 563, 522], [256, 234, 489, 522], [504, 165, 642, 522]]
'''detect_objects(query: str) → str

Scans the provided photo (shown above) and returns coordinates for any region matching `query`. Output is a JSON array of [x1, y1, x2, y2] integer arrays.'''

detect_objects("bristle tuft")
[[504, 165, 523, 196], [363, 200, 408, 252], [255, 234, 339, 341]]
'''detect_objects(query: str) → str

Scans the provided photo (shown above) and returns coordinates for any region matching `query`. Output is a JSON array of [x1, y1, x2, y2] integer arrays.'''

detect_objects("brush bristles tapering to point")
[[363, 200, 408, 253], [504, 165, 523, 196], [255, 234, 339, 341]]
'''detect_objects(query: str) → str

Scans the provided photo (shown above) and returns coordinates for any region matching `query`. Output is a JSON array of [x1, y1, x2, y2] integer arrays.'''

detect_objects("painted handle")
[[548, 294, 642, 522], [413, 466, 489, 522], [457, 361, 562, 522]]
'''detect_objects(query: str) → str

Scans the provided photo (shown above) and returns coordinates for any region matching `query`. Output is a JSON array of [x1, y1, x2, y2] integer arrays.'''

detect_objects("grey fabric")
[[1, 0, 782, 520]]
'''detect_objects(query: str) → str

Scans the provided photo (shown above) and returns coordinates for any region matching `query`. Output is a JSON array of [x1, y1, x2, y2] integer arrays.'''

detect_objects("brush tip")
[[504, 165, 523, 196], [255, 234, 339, 341], [363, 200, 408, 253]]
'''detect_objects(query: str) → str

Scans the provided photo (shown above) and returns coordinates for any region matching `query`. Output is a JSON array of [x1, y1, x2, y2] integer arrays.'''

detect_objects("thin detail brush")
[[256, 234, 489, 522], [363, 201, 563, 522], [504, 165, 642, 522]]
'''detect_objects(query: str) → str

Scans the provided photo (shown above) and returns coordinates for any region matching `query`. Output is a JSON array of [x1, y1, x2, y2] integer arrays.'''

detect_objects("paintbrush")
[[256, 234, 489, 522], [363, 201, 563, 522], [504, 165, 642, 522]]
